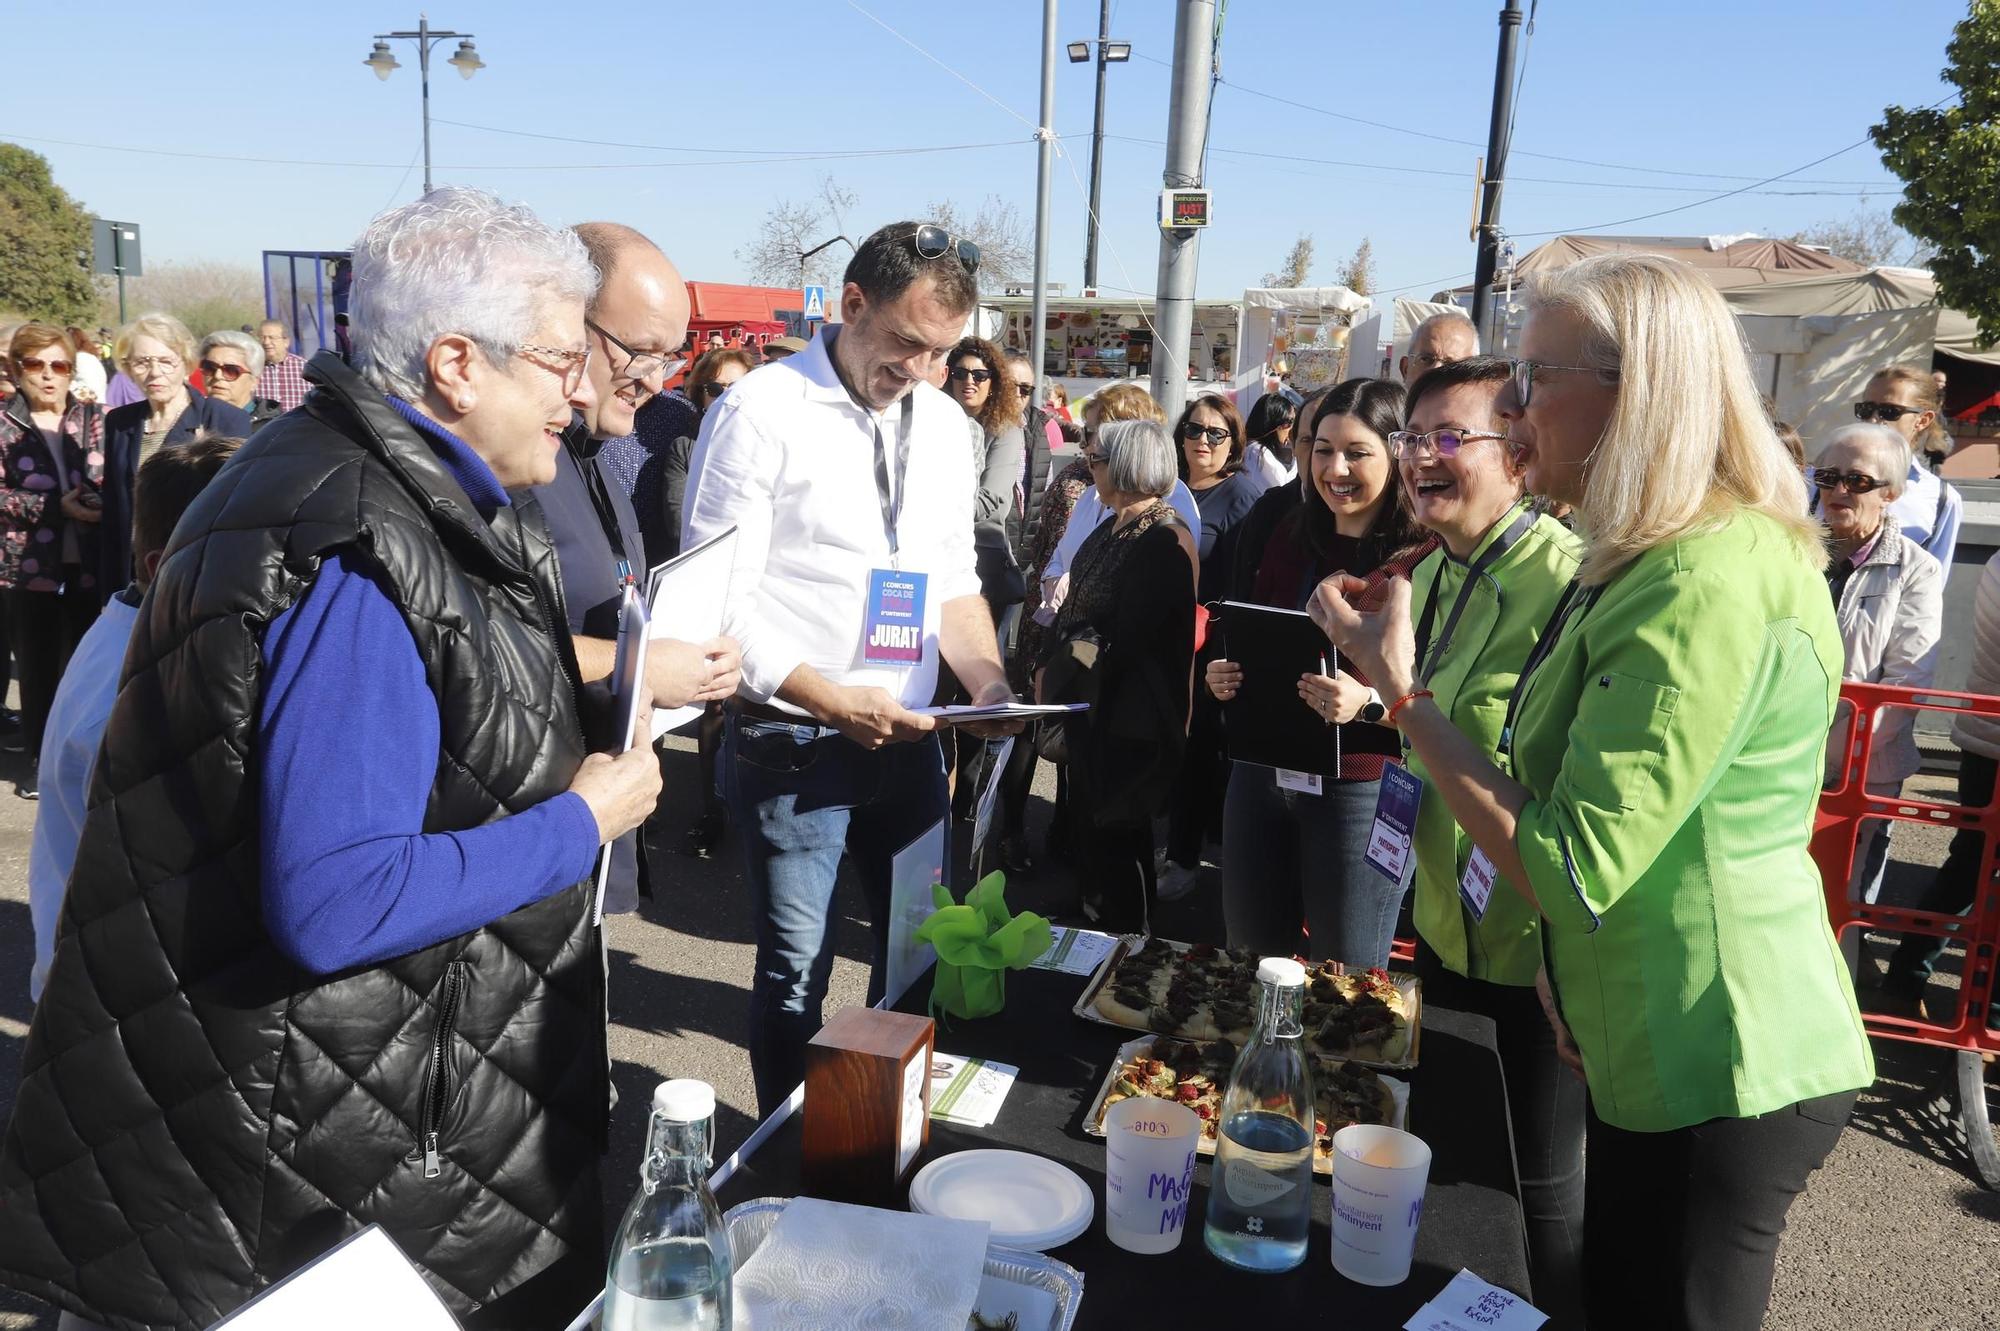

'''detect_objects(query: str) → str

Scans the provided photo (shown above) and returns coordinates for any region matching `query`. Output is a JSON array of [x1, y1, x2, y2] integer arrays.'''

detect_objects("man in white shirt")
[[684, 221, 1019, 1112], [29, 435, 241, 1002]]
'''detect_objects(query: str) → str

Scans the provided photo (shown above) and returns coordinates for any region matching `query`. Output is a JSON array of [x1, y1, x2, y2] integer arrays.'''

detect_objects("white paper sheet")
[[732, 1197, 988, 1331], [883, 817, 947, 1007], [1404, 1268, 1549, 1331], [211, 1226, 461, 1330], [646, 526, 738, 740], [969, 736, 1012, 872]]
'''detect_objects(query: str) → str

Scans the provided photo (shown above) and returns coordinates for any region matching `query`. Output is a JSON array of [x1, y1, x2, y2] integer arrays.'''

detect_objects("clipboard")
[[1211, 600, 1343, 775], [593, 582, 649, 925], [644, 525, 738, 740]]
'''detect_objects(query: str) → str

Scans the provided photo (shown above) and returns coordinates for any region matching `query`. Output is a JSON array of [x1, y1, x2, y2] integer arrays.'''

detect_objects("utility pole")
[[1029, 0, 1058, 411], [1469, 0, 1524, 346], [1083, 0, 1111, 293], [1150, 0, 1217, 424]]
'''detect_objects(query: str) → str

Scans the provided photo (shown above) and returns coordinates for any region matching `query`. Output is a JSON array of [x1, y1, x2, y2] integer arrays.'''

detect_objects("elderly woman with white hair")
[[1313, 253, 1874, 1329], [196, 328, 283, 430], [1816, 421, 1943, 902], [1039, 417, 1198, 930], [0, 187, 664, 1331]]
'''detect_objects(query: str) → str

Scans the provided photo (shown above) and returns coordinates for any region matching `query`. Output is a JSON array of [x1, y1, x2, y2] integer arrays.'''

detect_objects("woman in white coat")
[[1815, 421, 1943, 906]]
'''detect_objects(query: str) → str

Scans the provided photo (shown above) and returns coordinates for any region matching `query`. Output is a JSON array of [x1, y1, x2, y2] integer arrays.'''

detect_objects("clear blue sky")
[[0, 0, 1970, 301]]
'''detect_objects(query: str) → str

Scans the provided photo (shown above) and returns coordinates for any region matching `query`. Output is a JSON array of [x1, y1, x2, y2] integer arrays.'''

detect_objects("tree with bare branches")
[[1263, 233, 1314, 289], [735, 176, 860, 291]]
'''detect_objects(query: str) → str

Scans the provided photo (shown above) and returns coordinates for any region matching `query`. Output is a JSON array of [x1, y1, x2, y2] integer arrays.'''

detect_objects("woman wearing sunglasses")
[[1314, 254, 1872, 1330], [0, 324, 107, 792], [1203, 377, 1429, 964], [1162, 392, 1269, 900], [1814, 423, 1942, 908], [1853, 362, 1961, 570], [196, 329, 283, 430], [102, 312, 252, 600]]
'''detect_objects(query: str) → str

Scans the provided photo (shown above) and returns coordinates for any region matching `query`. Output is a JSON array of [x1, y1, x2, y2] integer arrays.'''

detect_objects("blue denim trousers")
[[724, 715, 948, 1114], [1219, 763, 1398, 968]]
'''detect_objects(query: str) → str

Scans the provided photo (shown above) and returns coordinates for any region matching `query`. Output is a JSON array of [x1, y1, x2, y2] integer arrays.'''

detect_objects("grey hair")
[[198, 329, 264, 379], [1817, 422, 1911, 501], [347, 185, 600, 401], [1099, 418, 1177, 498]]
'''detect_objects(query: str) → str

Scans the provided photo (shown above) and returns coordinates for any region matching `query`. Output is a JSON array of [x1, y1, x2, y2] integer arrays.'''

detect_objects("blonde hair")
[[114, 311, 198, 371], [1528, 253, 1818, 585], [1083, 381, 1167, 426]]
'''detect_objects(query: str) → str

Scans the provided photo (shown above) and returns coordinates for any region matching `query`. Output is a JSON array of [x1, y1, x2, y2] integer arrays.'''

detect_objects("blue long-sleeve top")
[[258, 398, 602, 975]]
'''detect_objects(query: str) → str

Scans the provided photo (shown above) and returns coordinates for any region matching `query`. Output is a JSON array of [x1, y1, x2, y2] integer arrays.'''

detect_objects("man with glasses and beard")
[[525, 222, 743, 917], [684, 221, 1022, 1114]]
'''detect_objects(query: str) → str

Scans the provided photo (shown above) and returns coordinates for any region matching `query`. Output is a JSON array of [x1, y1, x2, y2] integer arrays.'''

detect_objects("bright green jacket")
[[1406, 509, 1582, 987], [1510, 510, 1874, 1132]]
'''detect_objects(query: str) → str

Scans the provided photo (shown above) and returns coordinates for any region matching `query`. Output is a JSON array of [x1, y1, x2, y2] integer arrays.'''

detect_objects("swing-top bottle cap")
[[1256, 957, 1307, 988], [654, 1078, 716, 1123]]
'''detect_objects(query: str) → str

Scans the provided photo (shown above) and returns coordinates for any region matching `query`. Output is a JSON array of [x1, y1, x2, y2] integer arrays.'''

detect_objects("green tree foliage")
[[1873, 1, 2000, 342], [1338, 237, 1376, 297], [1263, 233, 1313, 288], [0, 144, 96, 326]]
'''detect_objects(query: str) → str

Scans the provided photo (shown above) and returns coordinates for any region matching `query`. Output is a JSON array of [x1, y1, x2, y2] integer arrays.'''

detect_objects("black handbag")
[[1034, 625, 1103, 763], [976, 534, 1028, 609]]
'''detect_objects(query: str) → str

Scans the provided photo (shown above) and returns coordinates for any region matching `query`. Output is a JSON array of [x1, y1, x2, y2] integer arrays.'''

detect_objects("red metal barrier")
[[1818, 680, 2000, 1054]]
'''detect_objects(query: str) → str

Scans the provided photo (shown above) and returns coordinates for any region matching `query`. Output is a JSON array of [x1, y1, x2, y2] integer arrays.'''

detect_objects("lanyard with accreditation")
[[862, 396, 929, 667]]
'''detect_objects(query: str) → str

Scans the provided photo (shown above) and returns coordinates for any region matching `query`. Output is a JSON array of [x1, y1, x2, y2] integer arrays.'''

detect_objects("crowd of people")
[[0, 185, 1982, 1331]]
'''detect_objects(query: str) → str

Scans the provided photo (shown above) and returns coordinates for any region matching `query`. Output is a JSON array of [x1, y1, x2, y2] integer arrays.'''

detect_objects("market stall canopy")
[[1511, 233, 1865, 281], [1392, 298, 1464, 343], [1237, 284, 1368, 393]]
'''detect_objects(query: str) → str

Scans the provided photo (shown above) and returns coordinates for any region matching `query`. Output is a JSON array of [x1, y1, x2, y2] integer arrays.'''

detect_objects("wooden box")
[[800, 1007, 935, 1207]]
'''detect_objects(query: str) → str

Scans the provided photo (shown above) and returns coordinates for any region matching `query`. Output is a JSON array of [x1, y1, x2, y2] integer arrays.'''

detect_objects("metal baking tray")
[[724, 1196, 1083, 1331], [1079, 1034, 1410, 1176], [1070, 935, 1424, 1070]]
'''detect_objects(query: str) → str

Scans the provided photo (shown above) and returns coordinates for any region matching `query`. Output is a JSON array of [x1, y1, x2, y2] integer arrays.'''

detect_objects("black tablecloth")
[[717, 962, 1530, 1326]]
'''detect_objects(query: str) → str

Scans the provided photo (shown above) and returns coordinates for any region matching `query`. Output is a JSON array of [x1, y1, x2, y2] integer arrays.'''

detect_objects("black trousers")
[[1079, 816, 1155, 935], [1582, 1089, 1857, 1331], [1166, 687, 1227, 868], [7, 585, 98, 759], [1885, 750, 1997, 996], [1415, 945, 1588, 1329]]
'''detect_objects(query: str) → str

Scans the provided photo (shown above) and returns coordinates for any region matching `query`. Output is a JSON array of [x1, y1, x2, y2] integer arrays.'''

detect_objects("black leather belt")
[[733, 698, 822, 727]]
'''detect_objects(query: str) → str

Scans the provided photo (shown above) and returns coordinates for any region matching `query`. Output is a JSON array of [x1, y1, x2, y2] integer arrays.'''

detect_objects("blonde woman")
[[1313, 253, 1872, 1330]]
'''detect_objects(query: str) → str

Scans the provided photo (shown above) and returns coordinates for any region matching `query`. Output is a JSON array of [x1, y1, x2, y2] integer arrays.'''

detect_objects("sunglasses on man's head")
[[913, 223, 980, 273], [946, 366, 992, 385], [1853, 401, 1920, 424], [198, 359, 252, 382], [16, 357, 73, 376], [1811, 467, 1886, 494]]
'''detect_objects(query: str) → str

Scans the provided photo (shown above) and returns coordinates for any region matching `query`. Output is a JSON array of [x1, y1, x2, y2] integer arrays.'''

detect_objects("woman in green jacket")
[[1390, 355, 1586, 1325], [1314, 253, 1871, 1331]]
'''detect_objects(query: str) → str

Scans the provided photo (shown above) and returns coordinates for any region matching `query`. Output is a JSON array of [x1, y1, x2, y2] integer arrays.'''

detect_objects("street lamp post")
[[364, 15, 485, 196], [1068, 1, 1130, 295]]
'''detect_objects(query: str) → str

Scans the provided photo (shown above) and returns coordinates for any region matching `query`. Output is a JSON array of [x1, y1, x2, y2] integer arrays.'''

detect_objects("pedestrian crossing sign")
[[802, 284, 827, 321]]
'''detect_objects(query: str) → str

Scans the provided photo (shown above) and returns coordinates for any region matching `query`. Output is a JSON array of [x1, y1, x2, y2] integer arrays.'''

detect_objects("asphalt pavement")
[[0, 738, 1996, 1329]]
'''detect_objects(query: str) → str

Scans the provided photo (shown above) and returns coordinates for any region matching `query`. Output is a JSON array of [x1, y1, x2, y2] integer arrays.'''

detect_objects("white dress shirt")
[[683, 328, 980, 713], [29, 592, 138, 1001]]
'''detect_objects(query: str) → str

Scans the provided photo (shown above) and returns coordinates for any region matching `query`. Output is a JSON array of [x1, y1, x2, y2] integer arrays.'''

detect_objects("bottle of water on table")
[[1204, 956, 1315, 1273], [603, 1079, 733, 1329]]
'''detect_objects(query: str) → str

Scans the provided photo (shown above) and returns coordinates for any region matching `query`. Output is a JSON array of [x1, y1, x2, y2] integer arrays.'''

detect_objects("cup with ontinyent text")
[[1330, 1123, 1432, 1285], [1103, 1097, 1201, 1254]]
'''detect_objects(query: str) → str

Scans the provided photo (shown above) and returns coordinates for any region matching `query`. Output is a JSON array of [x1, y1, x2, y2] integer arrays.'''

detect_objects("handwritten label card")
[[1404, 1268, 1548, 1331]]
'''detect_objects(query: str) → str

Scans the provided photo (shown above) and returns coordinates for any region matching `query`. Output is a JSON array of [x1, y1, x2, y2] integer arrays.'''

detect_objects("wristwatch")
[[1357, 688, 1387, 725]]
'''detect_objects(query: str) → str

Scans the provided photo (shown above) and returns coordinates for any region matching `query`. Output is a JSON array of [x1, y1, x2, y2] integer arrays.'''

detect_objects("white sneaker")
[[1157, 861, 1202, 902]]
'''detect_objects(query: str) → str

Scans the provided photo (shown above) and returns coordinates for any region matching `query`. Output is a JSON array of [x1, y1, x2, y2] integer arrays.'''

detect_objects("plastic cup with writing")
[[1103, 1097, 1201, 1254], [1329, 1123, 1432, 1286]]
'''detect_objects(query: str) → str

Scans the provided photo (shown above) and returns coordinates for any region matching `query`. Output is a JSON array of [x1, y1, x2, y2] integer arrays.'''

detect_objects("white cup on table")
[[1330, 1123, 1433, 1285], [1103, 1098, 1200, 1254]]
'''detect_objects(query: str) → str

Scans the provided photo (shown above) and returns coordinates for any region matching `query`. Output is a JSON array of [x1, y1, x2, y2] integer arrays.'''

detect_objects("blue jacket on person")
[[100, 388, 253, 602]]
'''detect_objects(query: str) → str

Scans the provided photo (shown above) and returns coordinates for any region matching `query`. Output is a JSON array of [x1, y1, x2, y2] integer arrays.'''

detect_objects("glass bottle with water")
[[1204, 957, 1315, 1272], [602, 1079, 733, 1330]]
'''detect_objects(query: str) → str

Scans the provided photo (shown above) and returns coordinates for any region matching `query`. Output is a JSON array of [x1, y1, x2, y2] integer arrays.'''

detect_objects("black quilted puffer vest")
[[0, 353, 607, 1329]]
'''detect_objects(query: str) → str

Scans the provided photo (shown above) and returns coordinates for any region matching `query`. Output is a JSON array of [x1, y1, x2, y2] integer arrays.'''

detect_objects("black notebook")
[[1212, 601, 1343, 775]]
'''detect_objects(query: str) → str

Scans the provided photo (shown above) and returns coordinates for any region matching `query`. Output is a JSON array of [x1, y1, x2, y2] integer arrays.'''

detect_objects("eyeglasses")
[[1507, 357, 1612, 409], [588, 319, 684, 386], [124, 356, 181, 374], [1387, 427, 1509, 460], [1015, 383, 1034, 398], [946, 366, 992, 385], [198, 359, 253, 382], [1082, 449, 1109, 466], [697, 380, 731, 399], [515, 343, 593, 395], [1181, 423, 1231, 446], [16, 357, 73, 376], [1853, 400, 1922, 424], [1811, 467, 1887, 495], [913, 223, 981, 273]]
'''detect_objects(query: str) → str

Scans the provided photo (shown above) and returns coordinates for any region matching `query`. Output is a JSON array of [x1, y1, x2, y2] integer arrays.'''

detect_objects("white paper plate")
[[907, 1149, 1094, 1252]]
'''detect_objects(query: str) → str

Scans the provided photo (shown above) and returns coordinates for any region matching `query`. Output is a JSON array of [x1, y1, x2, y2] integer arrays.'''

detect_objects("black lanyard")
[[561, 417, 637, 587], [872, 395, 916, 566], [1412, 502, 1538, 686], [1494, 577, 1605, 771]]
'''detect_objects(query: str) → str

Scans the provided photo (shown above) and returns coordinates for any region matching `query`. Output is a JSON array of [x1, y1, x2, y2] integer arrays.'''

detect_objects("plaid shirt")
[[257, 352, 309, 413]]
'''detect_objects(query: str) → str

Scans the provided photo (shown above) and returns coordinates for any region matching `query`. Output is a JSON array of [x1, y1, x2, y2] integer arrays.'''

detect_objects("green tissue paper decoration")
[[914, 871, 1054, 1021]]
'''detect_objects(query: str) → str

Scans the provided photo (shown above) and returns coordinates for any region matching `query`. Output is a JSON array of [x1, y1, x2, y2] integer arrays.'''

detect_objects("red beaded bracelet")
[[1385, 688, 1434, 724]]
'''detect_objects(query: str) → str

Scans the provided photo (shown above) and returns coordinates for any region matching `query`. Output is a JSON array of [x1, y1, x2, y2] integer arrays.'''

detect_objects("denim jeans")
[[1886, 750, 1996, 997], [724, 716, 948, 1114], [1219, 763, 1397, 967]]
